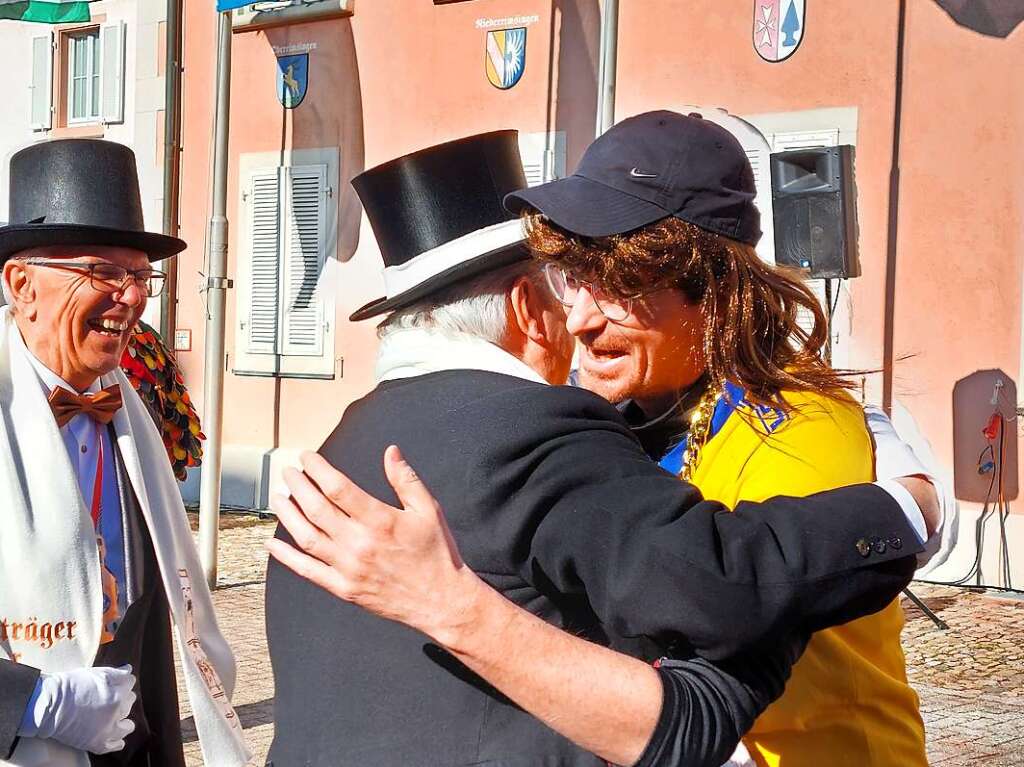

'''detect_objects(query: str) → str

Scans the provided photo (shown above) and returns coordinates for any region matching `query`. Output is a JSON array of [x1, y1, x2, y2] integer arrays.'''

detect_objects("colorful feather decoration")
[[121, 320, 204, 481]]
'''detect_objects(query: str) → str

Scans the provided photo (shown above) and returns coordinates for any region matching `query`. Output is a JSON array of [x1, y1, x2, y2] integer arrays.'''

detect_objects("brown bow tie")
[[48, 385, 123, 428]]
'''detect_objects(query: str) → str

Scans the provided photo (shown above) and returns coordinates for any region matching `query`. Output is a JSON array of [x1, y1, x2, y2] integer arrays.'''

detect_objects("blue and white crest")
[[276, 53, 308, 109], [485, 27, 527, 90], [753, 0, 806, 63]]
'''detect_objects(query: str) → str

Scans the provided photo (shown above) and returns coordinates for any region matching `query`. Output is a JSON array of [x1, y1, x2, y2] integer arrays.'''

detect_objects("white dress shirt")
[[22, 347, 128, 630]]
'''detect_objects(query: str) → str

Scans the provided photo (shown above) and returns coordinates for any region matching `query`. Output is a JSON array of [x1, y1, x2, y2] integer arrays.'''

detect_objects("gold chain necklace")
[[679, 383, 721, 482]]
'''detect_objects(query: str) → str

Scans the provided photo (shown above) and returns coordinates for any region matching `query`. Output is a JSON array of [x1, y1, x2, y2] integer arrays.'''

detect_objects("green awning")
[[0, 1, 94, 23]]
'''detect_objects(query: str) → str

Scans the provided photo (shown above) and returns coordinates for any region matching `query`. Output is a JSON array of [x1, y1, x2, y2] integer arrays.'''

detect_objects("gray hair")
[[377, 260, 544, 344]]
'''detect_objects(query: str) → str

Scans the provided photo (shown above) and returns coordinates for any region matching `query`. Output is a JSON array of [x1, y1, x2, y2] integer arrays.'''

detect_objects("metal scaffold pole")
[[159, 0, 183, 337], [595, 0, 619, 137], [198, 10, 233, 589]]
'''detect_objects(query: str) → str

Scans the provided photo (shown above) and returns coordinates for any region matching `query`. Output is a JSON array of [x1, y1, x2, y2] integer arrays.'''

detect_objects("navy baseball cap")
[[504, 110, 762, 246]]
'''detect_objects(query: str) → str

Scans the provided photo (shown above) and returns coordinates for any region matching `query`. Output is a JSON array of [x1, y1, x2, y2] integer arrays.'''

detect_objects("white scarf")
[[0, 308, 252, 767], [375, 327, 547, 385]]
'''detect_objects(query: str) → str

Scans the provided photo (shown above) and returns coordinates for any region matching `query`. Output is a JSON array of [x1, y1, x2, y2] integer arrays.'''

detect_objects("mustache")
[[577, 331, 628, 355]]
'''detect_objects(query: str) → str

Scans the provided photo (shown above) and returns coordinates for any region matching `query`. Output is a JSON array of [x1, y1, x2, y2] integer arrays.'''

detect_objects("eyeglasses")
[[24, 259, 167, 298], [542, 263, 641, 322]]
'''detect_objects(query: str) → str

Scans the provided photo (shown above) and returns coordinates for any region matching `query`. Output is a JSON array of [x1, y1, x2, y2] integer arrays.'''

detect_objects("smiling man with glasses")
[[0, 139, 250, 767], [507, 114, 934, 767]]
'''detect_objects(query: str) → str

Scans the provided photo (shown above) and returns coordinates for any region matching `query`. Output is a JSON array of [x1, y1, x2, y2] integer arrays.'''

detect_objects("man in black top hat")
[[0, 139, 250, 767], [264, 129, 939, 766]]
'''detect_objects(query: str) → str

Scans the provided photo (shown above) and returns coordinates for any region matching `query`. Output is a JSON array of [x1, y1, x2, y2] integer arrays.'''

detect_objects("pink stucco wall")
[[611, 0, 1023, 494], [176, 0, 1023, 566], [177, 0, 601, 452]]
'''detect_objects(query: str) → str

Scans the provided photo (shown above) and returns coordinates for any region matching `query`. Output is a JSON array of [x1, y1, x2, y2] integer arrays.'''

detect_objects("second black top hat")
[[350, 130, 530, 321]]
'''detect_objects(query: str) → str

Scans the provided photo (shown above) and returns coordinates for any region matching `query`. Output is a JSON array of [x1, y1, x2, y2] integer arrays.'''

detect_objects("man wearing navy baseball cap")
[[501, 110, 931, 766], [268, 114, 938, 767]]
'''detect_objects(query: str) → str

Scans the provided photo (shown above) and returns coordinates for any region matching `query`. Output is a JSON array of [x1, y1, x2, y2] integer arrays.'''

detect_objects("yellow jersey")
[[688, 388, 927, 767]]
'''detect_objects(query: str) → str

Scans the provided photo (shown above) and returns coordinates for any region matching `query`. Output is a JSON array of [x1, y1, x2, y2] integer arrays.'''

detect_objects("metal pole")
[[159, 0, 184, 337], [198, 10, 233, 588], [902, 588, 948, 631], [881, 0, 907, 416], [595, 0, 619, 137], [1018, 234, 1024, 408]]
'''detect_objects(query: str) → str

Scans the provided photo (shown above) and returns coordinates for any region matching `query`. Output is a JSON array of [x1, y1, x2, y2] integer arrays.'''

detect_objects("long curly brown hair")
[[525, 214, 855, 411]]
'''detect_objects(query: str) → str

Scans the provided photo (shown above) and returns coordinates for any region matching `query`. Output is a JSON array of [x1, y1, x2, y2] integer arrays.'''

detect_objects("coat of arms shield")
[[485, 27, 527, 90], [276, 53, 309, 109], [753, 0, 806, 62]]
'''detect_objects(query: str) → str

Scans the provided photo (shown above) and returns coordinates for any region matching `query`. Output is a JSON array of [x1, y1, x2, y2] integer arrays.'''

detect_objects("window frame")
[[66, 27, 102, 125], [518, 131, 567, 187], [234, 147, 340, 379]]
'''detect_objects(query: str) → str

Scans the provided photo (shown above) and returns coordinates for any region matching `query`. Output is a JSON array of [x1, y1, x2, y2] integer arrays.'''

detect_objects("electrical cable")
[[828, 278, 843, 320], [996, 417, 1012, 589], [918, 397, 1022, 592], [917, 416, 999, 588]]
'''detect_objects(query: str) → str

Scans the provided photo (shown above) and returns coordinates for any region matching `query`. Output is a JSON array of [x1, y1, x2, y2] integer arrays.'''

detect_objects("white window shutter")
[[281, 165, 327, 357], [518, 131, 566, 186], [247, 169, 283, 355], [770, 129, 839, 153], [797, 279, 830, 339], [101, 21, 126, 124], [669, 107, 775, 263], [744, 146, 775, 265], [30, 33, 53, 131]]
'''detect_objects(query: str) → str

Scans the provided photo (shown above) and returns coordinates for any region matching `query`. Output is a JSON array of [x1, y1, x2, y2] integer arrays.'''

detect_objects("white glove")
[[21, 665, 137, 754]]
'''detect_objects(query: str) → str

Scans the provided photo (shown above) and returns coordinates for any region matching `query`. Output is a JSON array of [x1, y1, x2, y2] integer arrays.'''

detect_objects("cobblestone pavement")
[[903, 584, 1024, 766], [176, 514, 275, 766], [178, 515, 1024, 766]]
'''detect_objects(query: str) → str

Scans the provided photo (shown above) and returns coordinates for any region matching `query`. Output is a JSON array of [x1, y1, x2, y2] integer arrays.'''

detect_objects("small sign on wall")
[[231, 0, 353, 33], [753, 0, 806, 62], [485, 27, 527, 90], [174, 329, 192, 352], [277, 53, 309, 109]]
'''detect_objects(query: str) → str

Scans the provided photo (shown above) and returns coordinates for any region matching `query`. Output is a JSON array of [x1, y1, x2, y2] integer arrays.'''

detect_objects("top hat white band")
[[382, 218, 526, 299]]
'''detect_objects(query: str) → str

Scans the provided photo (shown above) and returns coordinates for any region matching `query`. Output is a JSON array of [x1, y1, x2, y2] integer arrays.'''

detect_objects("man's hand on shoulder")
[[266, 447, 495, 649]]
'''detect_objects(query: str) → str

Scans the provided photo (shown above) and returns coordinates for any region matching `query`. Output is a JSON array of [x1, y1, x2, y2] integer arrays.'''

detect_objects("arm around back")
[[503, 385, 923, 659], [271, 434, 815, 767], [637, 632, 809, 767]]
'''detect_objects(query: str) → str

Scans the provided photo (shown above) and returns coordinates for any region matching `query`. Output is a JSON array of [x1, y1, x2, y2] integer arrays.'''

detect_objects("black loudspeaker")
[[770, 145, 859, 279]]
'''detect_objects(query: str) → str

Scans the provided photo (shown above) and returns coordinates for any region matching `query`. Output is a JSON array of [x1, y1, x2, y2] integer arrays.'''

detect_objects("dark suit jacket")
[[0, 440, 184, 767], [266, 371, 922, 767]]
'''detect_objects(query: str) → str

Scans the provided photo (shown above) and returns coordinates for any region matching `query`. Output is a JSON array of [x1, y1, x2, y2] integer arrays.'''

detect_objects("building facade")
[[0, 0, 169, 333], [173, 0, 1024, 588]]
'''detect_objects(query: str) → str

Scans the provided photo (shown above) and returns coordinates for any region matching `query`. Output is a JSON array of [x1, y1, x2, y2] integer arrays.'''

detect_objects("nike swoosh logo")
[[629, 168, 659, 178]]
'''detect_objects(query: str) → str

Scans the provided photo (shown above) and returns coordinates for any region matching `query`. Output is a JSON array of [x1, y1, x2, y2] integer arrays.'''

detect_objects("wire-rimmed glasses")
[[24, 259, 167, 297], [542, 263, 639, 322]]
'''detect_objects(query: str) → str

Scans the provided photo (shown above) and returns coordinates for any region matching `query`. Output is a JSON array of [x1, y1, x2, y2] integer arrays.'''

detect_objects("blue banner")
[[215, 0, 250, 11]]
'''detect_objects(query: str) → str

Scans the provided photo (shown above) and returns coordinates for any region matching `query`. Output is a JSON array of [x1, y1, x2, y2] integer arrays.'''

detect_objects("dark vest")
[[90, 442, 184, 767]]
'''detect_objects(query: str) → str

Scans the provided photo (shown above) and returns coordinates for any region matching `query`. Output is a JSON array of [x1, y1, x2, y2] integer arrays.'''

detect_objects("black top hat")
[[349, 130, 530, 321], [505, 110, 761, 246], [0, 139, 186, 265]]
